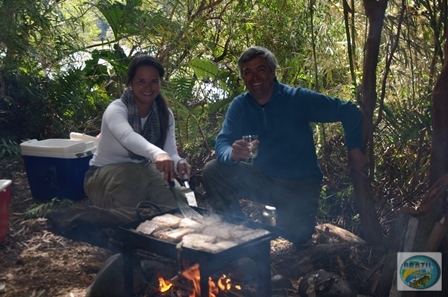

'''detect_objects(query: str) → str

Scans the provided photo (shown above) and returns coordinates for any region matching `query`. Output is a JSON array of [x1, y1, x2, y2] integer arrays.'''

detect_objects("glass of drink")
[[242, 135, 258, 161]]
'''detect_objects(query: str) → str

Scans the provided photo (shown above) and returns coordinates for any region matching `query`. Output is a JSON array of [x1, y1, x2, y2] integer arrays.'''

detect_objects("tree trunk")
[[414, 0, 448, 251], [429, 29, 448, 187], [402, 15, 448, 297], [354, 0, 389, 245]]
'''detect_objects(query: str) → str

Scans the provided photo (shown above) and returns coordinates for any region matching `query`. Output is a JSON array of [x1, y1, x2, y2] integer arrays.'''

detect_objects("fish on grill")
[[179, 217, 205, 230], [135, 220, 168, 235], [134, 212, 271, 252], [151, 213, 182, 228], [152, 227, 196, 242]]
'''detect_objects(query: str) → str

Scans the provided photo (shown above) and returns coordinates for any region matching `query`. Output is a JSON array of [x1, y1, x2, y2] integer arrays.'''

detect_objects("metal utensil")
[[182, 173, 198, 207], [168, 178, 203, 220]]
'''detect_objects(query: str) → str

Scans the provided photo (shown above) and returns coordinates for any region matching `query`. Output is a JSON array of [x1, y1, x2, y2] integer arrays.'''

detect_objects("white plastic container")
[[69, 132, 99, 147], [20, 139, 96, 200]]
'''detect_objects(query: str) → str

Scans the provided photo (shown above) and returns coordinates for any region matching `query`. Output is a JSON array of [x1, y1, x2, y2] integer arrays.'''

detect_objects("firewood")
[[417, 173, 448, 214], [424, 217, 448, 252], [386, 214, 418, 297], [315, 223, 365, 244]]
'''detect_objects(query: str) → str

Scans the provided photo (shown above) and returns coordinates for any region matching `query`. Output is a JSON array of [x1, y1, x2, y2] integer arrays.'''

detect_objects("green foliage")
[[190, 58, 219, 78], [374, 95, 432, 205], [1, 65, 111, 140], [0, 139, 20, 159], [95, 0, 145, 39], [0, 0, 445, 235], [25, 198, 73, 219]]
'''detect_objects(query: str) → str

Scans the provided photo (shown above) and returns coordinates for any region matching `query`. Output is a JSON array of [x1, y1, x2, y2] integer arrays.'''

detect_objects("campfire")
[[119, 208, 282, 297], [158, 277, 172, 293], [156, 263, 244, 297]]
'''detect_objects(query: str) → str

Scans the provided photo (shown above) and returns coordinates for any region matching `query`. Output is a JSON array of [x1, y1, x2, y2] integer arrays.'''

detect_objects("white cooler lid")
[[0, 179, 12, 191], [70, 132, 99, 147], [20, 139, 96, 158]]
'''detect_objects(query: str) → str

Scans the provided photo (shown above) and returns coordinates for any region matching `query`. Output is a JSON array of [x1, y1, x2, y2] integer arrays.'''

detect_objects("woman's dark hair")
[[126, 54, 170, 148]]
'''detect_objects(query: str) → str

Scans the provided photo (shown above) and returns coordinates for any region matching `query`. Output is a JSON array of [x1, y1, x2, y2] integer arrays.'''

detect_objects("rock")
[[272, 274, 294, 296], [141, 259, 177, 279], [272, 274, 293, 290], [224, 257, 258, 282], [85, 253, 145, 297], [298, 269, 357, 297], [140, 260, 165, 275], [46, 206, 139, 251]]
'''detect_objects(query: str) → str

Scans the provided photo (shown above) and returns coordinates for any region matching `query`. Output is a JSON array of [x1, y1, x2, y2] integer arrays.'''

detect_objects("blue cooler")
[[20, 139, 96, 200]]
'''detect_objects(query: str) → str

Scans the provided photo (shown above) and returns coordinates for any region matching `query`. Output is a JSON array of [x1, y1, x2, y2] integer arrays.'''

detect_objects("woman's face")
[[129, 65, 161, 110]]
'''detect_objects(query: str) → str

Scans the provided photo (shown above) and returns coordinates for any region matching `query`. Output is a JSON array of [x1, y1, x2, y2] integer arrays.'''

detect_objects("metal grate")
[[118, 207, 282, 297]]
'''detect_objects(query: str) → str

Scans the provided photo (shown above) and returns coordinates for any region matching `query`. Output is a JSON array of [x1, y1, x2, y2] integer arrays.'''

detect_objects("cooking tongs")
[[168, 177, 203, 220]]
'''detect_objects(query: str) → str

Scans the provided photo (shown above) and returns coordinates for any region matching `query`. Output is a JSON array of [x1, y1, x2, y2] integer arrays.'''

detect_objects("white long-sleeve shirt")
[[89, 99, 183, 168]]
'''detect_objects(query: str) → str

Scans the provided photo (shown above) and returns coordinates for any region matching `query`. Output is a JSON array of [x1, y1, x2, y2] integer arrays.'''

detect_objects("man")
[[202, 46, 368, 248]]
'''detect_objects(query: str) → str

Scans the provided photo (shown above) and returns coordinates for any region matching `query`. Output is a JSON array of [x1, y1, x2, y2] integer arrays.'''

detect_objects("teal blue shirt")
[[215, 81, 363, 180]]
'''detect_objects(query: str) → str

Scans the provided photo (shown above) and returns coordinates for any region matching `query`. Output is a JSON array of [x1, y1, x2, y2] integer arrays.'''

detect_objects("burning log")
[[154, 264, 257, 297]]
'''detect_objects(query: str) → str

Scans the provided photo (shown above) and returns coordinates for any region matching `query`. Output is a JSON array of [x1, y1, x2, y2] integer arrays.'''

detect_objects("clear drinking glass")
[[242, 135, 258, 160]]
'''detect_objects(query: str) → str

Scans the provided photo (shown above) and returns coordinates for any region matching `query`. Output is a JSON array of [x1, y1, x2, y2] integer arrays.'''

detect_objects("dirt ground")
[[0, 157, 385, 297], [0, 158, 113, 297]]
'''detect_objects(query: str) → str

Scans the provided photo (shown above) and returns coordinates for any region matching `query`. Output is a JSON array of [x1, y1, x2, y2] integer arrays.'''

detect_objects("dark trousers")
[[84, 162, 178, 211], [202, 160, 321, 245]]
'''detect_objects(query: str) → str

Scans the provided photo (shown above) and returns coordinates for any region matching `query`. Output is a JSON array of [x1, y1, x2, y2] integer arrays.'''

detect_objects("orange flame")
[[217, 274, 231, 291], [180, 264, 241, 297], [158, 277, 172, 292]]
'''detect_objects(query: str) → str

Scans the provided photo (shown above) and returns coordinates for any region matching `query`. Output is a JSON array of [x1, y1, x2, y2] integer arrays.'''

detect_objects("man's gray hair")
[[237, 46, 278, 78]]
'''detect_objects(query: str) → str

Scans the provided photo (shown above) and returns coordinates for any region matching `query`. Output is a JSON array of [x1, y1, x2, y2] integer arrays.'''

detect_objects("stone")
[[271, 274, 294, 296], [223, 257, 258, 282], [298, 269, 357, 297], [271, 274, 293, 290], [85, 253, 146, 297], [46, 205, 139, 251]]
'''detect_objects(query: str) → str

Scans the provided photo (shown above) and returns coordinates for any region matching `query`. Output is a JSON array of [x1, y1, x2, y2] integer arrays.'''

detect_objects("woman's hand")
[[154, 153, 175, 182], [177, 159, 192, 180]]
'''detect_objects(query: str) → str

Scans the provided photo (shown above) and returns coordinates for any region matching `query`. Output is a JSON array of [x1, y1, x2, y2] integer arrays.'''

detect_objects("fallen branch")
[[424, 217, 448, 252], [417, 174, 448, 214]]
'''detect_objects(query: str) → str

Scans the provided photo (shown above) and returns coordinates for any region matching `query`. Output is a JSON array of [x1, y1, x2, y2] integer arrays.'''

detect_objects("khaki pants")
[[84, 162, 178, 211], [202, 160, 321, 245]]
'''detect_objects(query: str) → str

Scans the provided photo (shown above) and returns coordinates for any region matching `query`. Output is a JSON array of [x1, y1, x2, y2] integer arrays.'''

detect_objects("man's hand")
[[231, 139, 259, 162], [154, 153, 174, 182], [348, 148, 369, 179]]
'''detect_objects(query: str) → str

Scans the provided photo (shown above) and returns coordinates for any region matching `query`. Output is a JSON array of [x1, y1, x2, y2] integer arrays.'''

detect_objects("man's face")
[[241, 56, 276, 105]]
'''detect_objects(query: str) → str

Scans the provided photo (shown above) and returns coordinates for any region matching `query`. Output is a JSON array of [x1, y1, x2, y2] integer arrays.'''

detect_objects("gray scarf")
[[120, 88, 162, 160]]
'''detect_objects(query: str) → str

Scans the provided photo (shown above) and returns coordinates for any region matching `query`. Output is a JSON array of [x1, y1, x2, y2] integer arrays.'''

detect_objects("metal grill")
[[119, 207, 282, 297]]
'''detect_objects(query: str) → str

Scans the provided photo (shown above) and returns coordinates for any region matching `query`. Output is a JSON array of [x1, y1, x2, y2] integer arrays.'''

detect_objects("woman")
[[84, 54, 191, 211]]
